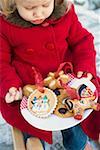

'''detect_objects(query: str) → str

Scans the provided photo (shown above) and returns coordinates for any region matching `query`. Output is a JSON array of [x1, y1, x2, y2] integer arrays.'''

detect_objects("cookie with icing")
[[64, 97, 100, 120], [53, 88, 73, 118], [54, 101, 73, 118], [27, 88, 58, 118]]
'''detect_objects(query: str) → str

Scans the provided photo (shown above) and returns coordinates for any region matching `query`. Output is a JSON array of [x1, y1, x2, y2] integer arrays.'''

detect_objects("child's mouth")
[[31, 19, 45, 24]]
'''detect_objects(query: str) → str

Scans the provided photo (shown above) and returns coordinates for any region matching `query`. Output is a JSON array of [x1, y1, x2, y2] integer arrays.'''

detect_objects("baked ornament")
[[54, 88, 73, 118], [63, 97, 100, 120], [22, 67, 58, 118], [27, 87, 57, 118], [63, 84, 100, 120]]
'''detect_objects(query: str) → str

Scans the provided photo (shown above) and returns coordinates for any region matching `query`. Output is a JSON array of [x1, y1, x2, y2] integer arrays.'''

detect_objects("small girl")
[[0, 0, 100, 149]]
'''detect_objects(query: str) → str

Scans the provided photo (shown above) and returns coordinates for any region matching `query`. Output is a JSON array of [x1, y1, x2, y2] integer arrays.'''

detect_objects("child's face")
[[15, 0, 54, 24]]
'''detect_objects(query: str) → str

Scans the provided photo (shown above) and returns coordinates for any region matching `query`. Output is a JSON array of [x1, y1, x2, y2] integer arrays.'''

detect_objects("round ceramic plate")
[[20, 78, 98, 131]]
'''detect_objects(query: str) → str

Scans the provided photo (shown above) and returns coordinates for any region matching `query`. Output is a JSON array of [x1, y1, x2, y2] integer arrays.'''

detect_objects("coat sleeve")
[[0, 19, 23, 99], [67, 5, 96, 77]]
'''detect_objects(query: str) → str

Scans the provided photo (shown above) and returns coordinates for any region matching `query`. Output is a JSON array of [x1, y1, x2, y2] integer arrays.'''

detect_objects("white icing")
[[31, 96, 49, 113]]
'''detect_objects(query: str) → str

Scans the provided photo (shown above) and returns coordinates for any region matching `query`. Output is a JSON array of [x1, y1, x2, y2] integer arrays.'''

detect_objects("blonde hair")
[[0, 0, 16, 16], [0, 0, 69, 16]]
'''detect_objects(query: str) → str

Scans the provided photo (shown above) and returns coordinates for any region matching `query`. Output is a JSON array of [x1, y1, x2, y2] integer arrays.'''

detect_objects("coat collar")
[[4, 1, 71, 27]]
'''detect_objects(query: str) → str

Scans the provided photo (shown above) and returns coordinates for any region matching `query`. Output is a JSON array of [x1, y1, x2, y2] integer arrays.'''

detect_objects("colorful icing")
[[31, 95, 49, 112], [78, 84, 94, 98], [58, 108, 68, 114]]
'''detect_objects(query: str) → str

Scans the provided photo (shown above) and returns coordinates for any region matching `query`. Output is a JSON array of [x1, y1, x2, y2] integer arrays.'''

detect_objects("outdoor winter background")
[[0, 0, 100, 150]]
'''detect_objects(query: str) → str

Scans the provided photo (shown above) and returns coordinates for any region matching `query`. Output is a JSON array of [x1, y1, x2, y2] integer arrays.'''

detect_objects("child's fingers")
[[77, 71, 93, 80], [5, 87, 17, 103], [15, 87, 23, 100], [77, 71, 84, 78], [5, 87, 23, 103], [5, 93, 14, 103], [99, 133, 100, 143], [9, 87, 17, 94], [86, 73, 93, 80], [19, 87, 23, 99]]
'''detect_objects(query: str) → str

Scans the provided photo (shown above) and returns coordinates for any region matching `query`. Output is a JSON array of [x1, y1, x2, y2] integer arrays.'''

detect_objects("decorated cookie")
[[53, 88, 73, 118], [54, 102, 73, 118], [59, 79, 80, 100], [63, 97, 100, 120], [53, 89, 69, 103], [44, 70, 75, 90], [23, 84, 36, 97], [27, 88, 58, 118], [43, 71, 62, 90], [78, 84, 96, 100], [57, 73, 74, 84]]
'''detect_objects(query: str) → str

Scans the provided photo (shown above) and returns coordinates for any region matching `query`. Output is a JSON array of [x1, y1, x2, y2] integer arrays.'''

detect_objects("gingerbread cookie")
[[63, 97, 100, 120]]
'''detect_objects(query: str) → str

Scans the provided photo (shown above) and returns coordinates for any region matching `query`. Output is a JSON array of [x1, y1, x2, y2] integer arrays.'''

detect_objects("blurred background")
[[0, 0, 100, 150]]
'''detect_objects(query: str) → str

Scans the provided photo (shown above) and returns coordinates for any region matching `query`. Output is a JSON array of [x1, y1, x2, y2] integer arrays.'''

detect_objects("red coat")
[[0, 3, 99, 143]]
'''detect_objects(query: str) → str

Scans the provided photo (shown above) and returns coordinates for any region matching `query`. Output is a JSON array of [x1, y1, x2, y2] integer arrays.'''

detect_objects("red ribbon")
[[59, 79, 80, 100], [32, 67, 44, 92], [55, 62, 73, 78]]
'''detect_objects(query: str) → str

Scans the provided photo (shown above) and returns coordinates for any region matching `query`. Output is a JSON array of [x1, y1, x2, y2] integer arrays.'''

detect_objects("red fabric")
[[81, 111, 100, 141], [81, 77, 100, 140], [0, 4, 99, 143]]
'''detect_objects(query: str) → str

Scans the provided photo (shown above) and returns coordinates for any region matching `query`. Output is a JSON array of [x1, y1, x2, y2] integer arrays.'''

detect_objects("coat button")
[[45, 43, 55, 50], [26, 48, 34, 52]]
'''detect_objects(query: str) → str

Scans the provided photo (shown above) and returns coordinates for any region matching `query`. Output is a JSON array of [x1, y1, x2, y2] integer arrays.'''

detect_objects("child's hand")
[[99, 133, 100, 143], [5, 87, 22, 103], [77, 71, 93, 80]]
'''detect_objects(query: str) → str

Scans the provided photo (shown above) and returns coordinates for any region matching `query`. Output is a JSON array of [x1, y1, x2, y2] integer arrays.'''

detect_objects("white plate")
[[20, 77, 98, 131]]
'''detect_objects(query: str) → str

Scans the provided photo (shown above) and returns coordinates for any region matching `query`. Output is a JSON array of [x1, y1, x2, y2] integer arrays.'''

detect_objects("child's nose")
[[33, 7, 43, 18]]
